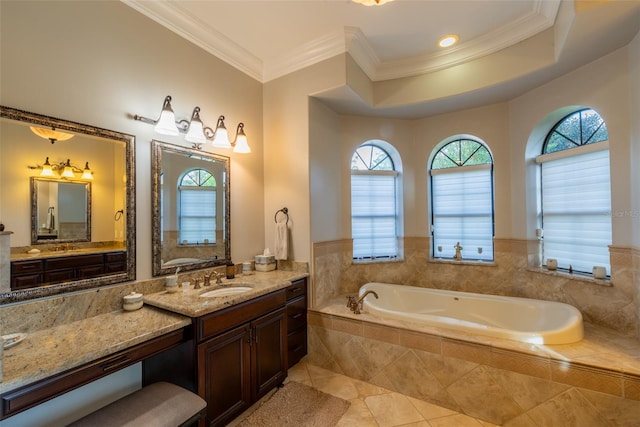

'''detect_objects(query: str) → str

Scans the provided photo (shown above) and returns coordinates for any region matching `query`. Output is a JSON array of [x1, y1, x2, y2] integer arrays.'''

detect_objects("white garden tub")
[[359, 282, 583, 344]]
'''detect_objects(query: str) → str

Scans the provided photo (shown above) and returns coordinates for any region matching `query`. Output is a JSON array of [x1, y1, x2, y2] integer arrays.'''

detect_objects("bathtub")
[[359, 282, 583, 344]]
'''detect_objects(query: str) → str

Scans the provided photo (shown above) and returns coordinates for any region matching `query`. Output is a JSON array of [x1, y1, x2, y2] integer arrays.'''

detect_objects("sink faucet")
[[347, 290, 379, 314], [212, 271, 225, 285]]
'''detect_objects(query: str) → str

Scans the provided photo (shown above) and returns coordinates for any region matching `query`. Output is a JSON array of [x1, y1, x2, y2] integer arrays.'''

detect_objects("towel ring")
[[274, 207, 289, 224]]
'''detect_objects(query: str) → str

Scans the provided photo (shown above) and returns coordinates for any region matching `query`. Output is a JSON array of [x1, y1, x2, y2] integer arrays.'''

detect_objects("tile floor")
[[231, 358, 498, 427]]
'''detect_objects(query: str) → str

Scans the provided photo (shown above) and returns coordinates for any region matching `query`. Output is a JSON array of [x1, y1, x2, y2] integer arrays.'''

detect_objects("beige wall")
[[263, 55, 347, 261], [0, 1, 264, 278]]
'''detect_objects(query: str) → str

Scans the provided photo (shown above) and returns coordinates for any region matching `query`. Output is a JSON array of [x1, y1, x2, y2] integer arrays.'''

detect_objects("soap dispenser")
[[226, 261, 235, 279]]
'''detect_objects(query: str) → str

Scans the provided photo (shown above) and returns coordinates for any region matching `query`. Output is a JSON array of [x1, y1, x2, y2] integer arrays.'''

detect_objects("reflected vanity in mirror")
[[151, 140, 230, 276], [0, 106, 135, 303]]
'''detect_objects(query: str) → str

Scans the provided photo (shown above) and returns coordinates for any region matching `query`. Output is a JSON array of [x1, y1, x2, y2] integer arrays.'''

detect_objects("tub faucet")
[[347, 290, 379, 314]]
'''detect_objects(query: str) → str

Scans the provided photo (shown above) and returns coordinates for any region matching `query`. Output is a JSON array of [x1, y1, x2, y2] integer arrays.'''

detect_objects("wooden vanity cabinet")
[[10, 251, 126, 289], [285, 278, 308, 368], [10, 259, 44, 290], [196, 290, 287, 427]]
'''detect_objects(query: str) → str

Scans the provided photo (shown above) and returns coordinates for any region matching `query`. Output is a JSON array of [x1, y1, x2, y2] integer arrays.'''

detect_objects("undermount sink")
[[199, 286, 253, 298]]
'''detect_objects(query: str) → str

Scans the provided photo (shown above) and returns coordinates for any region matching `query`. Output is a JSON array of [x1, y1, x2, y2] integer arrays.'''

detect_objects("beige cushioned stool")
[[68, 382, 206, 427]]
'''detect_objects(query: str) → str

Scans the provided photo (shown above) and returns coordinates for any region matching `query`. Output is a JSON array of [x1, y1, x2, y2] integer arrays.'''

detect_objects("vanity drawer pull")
[[291, 313, 303, 319], [101, 355, 131, 372]]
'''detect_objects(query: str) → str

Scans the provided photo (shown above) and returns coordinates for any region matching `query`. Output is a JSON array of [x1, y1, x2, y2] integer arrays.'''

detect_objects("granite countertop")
[[143, 270, 309, 317], [0, 306, 191, 394], [11, 246, 125, 261]]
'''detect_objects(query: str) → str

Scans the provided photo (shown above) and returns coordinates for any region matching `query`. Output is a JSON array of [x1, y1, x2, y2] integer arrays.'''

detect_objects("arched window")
[[537, 108, 611, 274], [351, 142, 401, 260], [429, 138, 494, 261], [179, 168, 217, 244]]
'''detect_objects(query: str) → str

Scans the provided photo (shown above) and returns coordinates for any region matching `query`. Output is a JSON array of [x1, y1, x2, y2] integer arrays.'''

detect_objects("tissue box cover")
[[255, 255, 276, 271]]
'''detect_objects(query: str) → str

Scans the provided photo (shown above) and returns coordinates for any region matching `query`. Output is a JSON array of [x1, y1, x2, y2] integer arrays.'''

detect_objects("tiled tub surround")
[[312, 238, 640, 338], [308, 302, 640, 426]]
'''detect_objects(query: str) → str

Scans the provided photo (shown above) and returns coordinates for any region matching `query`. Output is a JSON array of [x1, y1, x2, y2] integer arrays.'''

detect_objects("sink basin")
[[199, 286, 253, 298]]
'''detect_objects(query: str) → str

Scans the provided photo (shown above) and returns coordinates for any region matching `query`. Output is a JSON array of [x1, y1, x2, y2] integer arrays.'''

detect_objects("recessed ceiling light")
[[352, 0, 394, 6], [438, 34, 459, 48]]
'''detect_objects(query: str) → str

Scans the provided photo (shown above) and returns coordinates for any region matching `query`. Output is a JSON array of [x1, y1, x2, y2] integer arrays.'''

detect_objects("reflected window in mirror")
[[179, 169, 217, 245]]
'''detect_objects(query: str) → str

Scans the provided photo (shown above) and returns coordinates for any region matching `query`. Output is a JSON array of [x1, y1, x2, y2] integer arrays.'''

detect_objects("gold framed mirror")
[[0, 106, 136, 303], [151, 140, 230, 276]]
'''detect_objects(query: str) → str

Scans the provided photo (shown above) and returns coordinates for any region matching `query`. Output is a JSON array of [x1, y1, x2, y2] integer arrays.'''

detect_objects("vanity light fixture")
[[30, 157, 93, 180], [30, 126, 74, 144], [133, 95, 250, 153]]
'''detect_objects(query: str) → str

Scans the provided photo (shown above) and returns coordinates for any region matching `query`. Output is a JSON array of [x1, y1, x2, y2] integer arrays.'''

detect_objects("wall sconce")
[[133, 95, 250, 153], [30, 157, 93, 180]]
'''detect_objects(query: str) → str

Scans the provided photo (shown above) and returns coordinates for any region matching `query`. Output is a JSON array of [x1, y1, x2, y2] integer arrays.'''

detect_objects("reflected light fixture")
[[30, 126, 74, 144], [438, 34, 459, 48], [352, 0, 394, 5], [30, 157, 93, 180], [133, 95, 250, 153]]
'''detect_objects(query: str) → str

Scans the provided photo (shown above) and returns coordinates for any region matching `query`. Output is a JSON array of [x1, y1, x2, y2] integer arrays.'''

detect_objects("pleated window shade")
[[431, 165, 494, 261], [351, 171, 399, 259], [179, 187, 216, 244], [538, 143, 612, 274]]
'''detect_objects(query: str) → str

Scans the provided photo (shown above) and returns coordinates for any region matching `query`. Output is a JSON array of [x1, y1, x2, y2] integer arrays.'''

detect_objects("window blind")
[[351, 172, 398, 259], [179, 187, 216, 244], [540, 148, 611, 274], [431, 166, 494, 261]]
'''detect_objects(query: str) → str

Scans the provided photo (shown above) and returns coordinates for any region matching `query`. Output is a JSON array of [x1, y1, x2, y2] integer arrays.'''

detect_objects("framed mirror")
[[152, 140, 230, 276], [0, 106, 135, 303], [31, 178, 91, 243]]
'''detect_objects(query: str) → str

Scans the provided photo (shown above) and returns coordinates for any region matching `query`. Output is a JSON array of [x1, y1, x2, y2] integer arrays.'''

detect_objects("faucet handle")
[[346, 295, 356, 308]]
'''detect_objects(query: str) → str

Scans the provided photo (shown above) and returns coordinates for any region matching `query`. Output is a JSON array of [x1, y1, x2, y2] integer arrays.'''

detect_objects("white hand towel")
[[274, 222, 288, 260]]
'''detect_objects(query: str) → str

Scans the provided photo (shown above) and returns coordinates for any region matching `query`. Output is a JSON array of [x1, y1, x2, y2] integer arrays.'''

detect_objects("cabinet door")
[[251, 307, 287, 401], [198, 323, 251, 427]]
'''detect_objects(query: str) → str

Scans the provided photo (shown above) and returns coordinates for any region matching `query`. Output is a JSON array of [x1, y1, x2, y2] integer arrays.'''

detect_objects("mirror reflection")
[[152, 140, 230, 276], [0, 106, 135, 303], [32, 178, 91, 242]]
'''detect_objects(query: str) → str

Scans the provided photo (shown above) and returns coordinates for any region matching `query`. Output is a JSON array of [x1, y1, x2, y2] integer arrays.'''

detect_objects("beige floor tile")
[[406, 396, 458, 420], [364, 392, 425, 427], [306, 361, 341, 380], [312, 374, 360, 400], [336, 398, 379, 427], [426, 413, 486, 427], [349, 376, 392, 398], [286, 360, 311, 384]]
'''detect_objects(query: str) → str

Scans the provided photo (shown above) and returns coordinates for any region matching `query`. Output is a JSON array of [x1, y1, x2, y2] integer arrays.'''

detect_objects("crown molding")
[[122, 0, 263, 81], [123, 0, 561, 83], [366, 0, 561, 81], [263, 29, 347, 82]]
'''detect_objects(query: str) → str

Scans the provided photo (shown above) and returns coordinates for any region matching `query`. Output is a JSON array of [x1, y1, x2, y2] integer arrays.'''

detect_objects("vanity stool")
[[68, 382, 206, 427]]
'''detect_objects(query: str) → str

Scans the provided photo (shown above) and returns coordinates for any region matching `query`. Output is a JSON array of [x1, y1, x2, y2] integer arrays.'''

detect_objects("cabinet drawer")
[[285, 280, 306, 301], [105, 252, 126, 263], [287, 295, 307, 332], [197, 290, 285, 342], [11, 260, 43, 274], [44, 269, 75, 283], [12, 273, 43, 290], [45, 253, 104, 269], [77, 264, 104, 278], [287, 328, 307, 367]]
